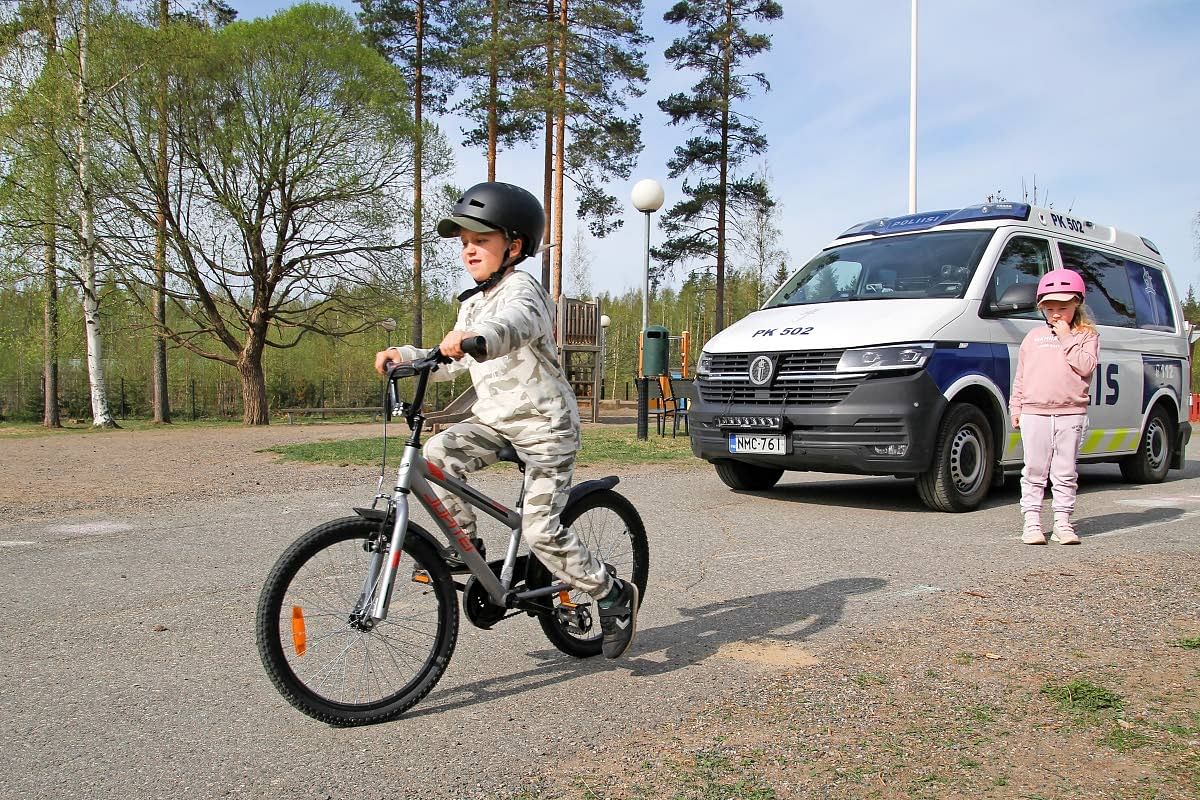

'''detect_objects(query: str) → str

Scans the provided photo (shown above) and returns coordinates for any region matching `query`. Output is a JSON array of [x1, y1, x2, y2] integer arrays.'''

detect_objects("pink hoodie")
[[1009, 326, 1100, 417]]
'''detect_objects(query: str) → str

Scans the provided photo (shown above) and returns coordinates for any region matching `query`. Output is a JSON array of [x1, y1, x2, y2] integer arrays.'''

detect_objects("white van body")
[[689, 203, 1194, 511]]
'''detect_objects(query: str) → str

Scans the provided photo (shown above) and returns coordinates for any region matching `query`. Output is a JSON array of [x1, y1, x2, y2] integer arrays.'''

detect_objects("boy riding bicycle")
[[374, 181, 639, 658]]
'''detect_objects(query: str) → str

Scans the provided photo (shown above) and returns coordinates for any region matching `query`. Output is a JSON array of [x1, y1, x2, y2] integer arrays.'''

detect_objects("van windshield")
[[765, 230, 994, 307]]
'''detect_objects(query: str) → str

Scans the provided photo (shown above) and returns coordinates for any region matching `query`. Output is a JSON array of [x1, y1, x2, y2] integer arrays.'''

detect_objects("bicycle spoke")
[[268, 527, 451, 711]]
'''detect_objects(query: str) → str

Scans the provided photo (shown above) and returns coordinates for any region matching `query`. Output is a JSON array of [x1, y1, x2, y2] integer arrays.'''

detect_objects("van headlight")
[[697, 351, 713, 377], [837, 342, 933, 372]]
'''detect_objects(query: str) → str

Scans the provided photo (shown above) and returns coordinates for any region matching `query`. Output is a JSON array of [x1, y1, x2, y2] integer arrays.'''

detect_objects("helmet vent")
[[468, 199, 486, 208]]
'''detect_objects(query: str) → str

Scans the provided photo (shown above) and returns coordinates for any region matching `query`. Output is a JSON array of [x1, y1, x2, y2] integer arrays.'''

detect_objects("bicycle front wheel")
[[256, 517, 458, 726], [532, 489, 649, 658]]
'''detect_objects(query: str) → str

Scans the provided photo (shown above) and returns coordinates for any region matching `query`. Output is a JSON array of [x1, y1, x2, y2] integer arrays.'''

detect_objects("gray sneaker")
[[599, 579, 639, 659]]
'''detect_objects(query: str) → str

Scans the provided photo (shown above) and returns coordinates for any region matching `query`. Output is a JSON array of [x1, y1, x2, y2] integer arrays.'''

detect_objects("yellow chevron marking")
[[1077, 428, 1140, 455], [1113, 428, 1141, 451], [1079, 429, 1107, 455]]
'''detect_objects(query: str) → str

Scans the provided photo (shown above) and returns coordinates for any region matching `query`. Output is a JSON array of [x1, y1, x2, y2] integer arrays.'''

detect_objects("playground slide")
[[424, 385, 477, 429]]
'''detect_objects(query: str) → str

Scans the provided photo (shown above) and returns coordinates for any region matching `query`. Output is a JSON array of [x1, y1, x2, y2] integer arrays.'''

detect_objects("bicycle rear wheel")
[[256, 517, 458, 726], [530, 489, 649, 658]]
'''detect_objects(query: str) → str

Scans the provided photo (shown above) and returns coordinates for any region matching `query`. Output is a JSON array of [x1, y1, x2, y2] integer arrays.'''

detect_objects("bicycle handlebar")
[[384, 337, 487, 379], [461, 335, 487, 358], [382, 338, 486, 427]]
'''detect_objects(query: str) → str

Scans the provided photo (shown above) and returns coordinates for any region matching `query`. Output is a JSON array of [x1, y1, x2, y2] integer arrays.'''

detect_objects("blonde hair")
[[1040, 295, 1096, 335], [1072, 303, 1097, 335]]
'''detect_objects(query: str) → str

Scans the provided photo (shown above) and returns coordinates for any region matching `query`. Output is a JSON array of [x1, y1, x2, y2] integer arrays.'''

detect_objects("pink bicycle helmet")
[[1036, 269, 1085, 303]]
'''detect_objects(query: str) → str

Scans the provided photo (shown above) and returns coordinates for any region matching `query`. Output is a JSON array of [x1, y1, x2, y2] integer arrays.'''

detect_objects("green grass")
[[1040, 679, 1124, 714], [852, 672, 889, 687], [0, 416, 244, 438], [265, 424, 700, 467], [1174, 637, 1200, 650], [1100, 725, 1151, 752], [666, 751, 778, 800]]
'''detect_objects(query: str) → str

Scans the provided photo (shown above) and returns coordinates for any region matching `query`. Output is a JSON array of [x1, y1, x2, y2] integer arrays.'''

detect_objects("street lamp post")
[[631, 179, 665, 349], [378, 317, 397, 351], [909, 0, 919, 213], [599, 314, 610, 402], [630, 179, 664, 441]]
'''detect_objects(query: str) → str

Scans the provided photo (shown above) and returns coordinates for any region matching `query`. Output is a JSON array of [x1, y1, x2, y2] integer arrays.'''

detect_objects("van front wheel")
[[1119, 408, 1172, 484], [714, 460, 784, 491], [916, 403, 994, 512]]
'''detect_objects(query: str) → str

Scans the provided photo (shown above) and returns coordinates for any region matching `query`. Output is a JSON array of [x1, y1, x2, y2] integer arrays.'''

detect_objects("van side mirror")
[[1187, 321, 1200, 345], [989, 283, 1037, 315]]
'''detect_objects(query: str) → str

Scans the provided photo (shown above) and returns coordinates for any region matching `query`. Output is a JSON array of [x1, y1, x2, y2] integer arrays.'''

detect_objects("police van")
[[689, 203, 1196, 511]]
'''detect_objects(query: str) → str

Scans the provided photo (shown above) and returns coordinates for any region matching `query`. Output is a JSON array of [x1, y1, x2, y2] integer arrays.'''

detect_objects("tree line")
[[0, 0, 785, 426]]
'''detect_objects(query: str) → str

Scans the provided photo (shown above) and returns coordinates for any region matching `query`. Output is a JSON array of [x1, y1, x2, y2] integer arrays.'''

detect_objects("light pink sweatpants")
[[1019, 413, 1088, 515]]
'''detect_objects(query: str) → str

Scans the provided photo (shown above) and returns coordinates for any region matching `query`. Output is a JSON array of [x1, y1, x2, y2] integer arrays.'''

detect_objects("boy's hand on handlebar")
[[375, 347, 404, 375], [438, 330, 481, 360]]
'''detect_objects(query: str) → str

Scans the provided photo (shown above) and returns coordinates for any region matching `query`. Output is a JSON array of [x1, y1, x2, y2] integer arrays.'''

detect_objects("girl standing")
[[1009, 269, 1100, 545]]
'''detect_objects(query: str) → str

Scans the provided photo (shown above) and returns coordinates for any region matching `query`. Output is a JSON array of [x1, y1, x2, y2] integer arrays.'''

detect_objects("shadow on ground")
[[406, 577, 887, 719]]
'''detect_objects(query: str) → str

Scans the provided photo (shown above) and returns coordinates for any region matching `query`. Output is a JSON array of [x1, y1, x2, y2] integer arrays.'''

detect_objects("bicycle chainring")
[[464, 575, 508, 629]]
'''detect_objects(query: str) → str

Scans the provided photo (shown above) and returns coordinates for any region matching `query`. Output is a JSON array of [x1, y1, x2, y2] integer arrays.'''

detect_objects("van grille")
[[699, 350, 865, 406]]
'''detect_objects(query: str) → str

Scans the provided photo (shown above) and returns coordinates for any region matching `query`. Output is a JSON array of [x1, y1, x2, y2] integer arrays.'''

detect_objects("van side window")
[[1127, 261, 1176, 331], [1058, 243, 1136, 328], [984, 236, 1051, 317]]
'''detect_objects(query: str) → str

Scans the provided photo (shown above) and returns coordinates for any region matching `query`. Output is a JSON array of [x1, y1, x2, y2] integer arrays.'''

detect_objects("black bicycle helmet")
[[436, 181, 545, 262]]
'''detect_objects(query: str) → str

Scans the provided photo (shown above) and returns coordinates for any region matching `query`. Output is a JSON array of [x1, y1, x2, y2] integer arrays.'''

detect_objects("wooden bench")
[[281, 407, 384, 424]]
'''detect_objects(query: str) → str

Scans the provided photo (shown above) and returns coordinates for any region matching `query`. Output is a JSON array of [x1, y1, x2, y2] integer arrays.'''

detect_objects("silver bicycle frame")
[[369, 437, 571, 621]]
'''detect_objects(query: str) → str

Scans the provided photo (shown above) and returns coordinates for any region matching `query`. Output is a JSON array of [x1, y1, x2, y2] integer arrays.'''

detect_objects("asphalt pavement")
[[2, 442, 1198, 799]]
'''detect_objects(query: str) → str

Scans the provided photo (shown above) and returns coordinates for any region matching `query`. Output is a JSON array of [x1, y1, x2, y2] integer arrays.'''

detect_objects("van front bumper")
[[688, 371, 949, 476]]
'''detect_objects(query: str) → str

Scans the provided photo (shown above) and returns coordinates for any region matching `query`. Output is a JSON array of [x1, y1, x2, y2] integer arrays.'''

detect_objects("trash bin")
[[643, 325, 670, 376]]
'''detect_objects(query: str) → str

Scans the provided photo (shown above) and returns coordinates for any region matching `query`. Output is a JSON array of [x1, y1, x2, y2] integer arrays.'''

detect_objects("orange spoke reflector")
[[411, 570, 431, 585], [291, 606, 307, 656], [557, 591, 576, 608]]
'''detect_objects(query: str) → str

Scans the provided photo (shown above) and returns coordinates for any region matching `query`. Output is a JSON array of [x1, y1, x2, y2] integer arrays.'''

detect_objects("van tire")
[[1119, 407, 1172, 484], [916, 403, 994, 512], [714, 460, 784, 491]]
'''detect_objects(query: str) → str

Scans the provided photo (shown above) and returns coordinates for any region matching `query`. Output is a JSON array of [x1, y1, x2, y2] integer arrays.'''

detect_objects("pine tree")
[[655, 0, 783, 333], [444, 0, 544, 179], [547, 0, 647, 300], [358, 0, 457, 346]]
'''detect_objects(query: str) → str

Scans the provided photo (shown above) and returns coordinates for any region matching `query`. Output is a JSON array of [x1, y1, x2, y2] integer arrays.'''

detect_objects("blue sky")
[[234, 0, 1200, 301]]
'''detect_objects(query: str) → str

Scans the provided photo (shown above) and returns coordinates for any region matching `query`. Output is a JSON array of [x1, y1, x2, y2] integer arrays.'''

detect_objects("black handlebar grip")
[[462, 336, 487, 358]]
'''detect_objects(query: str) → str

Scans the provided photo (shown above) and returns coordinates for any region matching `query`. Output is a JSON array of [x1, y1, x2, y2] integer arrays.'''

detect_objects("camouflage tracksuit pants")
[[423, 420, 614, 598]]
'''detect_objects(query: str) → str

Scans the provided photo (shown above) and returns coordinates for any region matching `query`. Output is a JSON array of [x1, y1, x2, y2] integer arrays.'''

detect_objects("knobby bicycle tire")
[[256, 517, 458, 726], [529, 489, 649, 658]]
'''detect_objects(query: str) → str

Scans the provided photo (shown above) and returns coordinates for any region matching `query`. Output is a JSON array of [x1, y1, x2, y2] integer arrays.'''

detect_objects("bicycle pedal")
[[410, 569, 431, 585]]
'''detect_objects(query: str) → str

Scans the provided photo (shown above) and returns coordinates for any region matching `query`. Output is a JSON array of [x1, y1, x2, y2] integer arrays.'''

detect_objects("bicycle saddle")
[[496, 444, 524, 466]]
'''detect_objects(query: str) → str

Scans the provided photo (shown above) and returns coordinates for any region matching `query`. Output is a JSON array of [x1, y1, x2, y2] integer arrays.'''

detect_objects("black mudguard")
[[567, 476, 619, 507]]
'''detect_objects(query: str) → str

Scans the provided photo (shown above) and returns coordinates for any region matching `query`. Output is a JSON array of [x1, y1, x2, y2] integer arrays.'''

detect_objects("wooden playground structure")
[[424, 295, 692, 429]]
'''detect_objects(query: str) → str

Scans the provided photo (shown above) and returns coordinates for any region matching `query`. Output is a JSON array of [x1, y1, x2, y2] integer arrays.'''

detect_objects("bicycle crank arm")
[[513, 582, 572, 602]]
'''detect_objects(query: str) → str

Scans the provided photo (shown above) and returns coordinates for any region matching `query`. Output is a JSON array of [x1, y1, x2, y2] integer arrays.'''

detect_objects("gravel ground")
[[0, 422, 384, 520], [538, 553, 1200, 799]]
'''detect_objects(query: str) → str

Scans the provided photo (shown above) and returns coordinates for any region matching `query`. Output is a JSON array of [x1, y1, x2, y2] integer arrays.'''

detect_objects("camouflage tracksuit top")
[[396, 269, 612, 597], [397, 268, 581, 447]]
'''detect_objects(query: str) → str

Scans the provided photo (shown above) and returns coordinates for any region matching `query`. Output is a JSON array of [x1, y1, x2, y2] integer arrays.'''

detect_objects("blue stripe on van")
[[927, 343, 1010, 398], [1140, 356, 1184, 413]]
